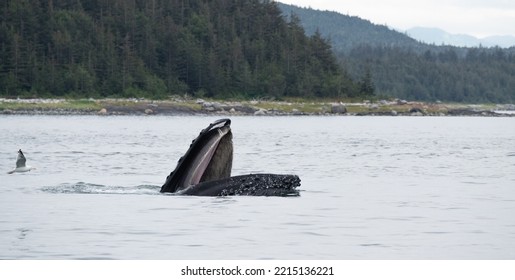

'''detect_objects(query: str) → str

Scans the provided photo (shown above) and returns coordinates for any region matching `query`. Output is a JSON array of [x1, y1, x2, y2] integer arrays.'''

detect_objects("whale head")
[[161, 119, 233, 193]]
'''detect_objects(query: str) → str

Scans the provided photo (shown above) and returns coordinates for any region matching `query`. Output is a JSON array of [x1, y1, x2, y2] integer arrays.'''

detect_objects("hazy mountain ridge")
[[407, 27, 515, 48], [277, 3, 421, 53], [278, 3, 515, 52], [277, 2, 515, 103]]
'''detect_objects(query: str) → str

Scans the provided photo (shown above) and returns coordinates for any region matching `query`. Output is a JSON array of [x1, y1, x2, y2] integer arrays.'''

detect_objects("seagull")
[[7, 149, 35, 174]]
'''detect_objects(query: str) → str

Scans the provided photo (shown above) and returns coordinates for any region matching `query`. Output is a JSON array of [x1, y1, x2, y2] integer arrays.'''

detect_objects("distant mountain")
[[483, 35, 515, 48], [407, 27, 515, 48], [276, 2, 515, 103], [278, 3, 515, 51], [277, 3, 421, 53]]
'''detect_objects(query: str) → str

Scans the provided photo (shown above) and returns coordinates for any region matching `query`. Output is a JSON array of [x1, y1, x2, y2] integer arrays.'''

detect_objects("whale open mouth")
[[161, 119, 233, 193], [160, 119, 301, 196]]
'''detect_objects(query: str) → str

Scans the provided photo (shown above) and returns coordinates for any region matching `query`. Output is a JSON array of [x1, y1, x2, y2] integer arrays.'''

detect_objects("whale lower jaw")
[[178, 174, 301, 196]]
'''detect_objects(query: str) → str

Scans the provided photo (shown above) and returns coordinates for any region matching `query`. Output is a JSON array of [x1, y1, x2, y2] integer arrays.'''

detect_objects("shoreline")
[[1, 97, 514, 117]]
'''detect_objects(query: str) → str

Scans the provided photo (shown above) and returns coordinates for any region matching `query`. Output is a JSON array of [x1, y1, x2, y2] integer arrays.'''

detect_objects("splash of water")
[[41, 182, 161, 195]]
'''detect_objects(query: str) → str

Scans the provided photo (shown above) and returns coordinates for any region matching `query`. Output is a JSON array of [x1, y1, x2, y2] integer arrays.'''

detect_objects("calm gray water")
[[1, 115, 514, 259]]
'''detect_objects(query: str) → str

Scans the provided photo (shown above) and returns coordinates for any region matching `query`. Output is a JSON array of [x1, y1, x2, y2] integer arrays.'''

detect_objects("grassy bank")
[[0, 99, 102, 112], [0, 97, 512, 116]]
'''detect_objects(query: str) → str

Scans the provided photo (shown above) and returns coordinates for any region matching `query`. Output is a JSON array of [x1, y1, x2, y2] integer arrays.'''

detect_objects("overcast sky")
[[278, 0, 515, 38]]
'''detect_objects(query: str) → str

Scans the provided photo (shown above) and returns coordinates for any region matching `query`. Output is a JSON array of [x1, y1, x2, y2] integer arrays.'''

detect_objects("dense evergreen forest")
[[279, 3, 515, 103], [0, 0, 364, 99], [346, 46, 515, 103]]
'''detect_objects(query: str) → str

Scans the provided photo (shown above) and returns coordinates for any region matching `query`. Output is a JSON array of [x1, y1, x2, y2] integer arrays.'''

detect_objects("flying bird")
[[7, 149, 34, 174]]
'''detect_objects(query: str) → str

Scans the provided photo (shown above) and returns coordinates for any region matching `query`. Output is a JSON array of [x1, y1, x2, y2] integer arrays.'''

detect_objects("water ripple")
[[3, 116, 515, 259], [41, 182, 161, 195], [359, 243, 389, 248]]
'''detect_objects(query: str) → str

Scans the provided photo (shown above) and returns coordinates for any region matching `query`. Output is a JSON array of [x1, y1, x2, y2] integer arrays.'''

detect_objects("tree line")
[[279, 3, 515, 104], [344, 45, 515, 103], [0, 0, 370, 99]]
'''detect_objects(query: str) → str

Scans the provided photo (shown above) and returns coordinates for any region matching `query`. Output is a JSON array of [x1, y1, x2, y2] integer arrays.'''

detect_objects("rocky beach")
[[1, 97, 514, 117]]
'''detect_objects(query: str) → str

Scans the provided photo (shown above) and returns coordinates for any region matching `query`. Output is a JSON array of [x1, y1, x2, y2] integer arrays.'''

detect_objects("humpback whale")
[[160, 119, 300, 196]]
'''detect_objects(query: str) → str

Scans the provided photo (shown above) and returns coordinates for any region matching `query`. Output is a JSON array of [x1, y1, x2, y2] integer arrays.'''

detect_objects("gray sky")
[[278, 0, 515, 38]]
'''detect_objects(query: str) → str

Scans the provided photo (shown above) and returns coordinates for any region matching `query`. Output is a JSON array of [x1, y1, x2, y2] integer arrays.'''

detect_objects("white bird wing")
[[16, 150, 26, 168]]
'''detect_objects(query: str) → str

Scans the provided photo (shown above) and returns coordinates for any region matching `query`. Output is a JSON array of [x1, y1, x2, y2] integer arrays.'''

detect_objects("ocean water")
[[1, 115, 514, 259]]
